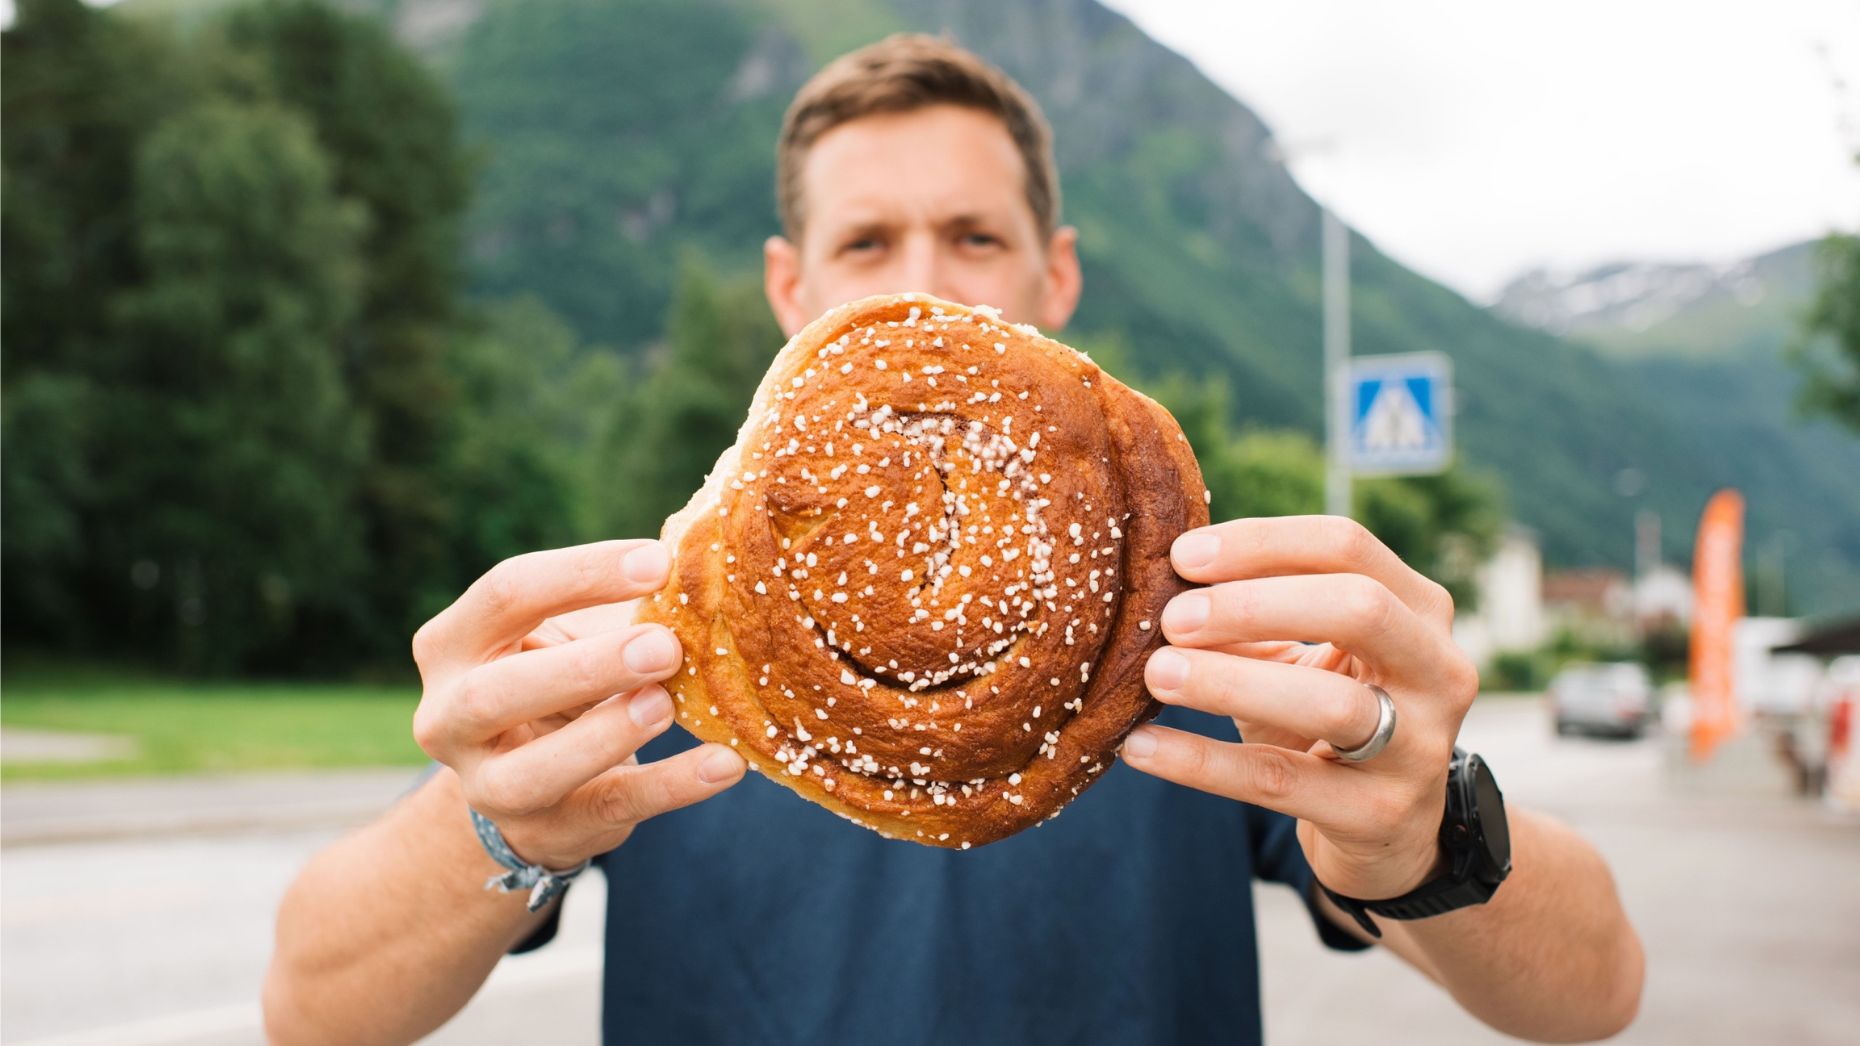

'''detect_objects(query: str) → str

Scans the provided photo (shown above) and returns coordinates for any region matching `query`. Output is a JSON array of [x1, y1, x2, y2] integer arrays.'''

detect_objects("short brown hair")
[[776, 33, 1060, 243]]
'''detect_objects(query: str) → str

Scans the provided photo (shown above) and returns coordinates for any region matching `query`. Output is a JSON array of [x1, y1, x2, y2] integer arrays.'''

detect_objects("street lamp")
[[1267, 137, 1351, 518], [1759, 529, 1794, 618], [1322, 204, 1351, 518]]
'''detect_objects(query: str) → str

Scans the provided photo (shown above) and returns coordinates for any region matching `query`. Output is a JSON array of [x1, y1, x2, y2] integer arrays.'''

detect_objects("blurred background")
[[2, 0, 1856, 1043]]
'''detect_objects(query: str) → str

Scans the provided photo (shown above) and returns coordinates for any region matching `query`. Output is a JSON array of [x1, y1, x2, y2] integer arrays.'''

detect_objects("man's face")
[[764, 104, 1081, 337]]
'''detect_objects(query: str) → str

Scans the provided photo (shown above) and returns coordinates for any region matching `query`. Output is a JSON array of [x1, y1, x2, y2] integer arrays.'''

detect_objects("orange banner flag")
[[1688, 489, 1745, 761]]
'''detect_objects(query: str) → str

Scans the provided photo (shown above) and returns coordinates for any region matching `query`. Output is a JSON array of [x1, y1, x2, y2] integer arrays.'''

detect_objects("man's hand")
[[411, 538, 747, 871], [1121, 515, 1478, 901]]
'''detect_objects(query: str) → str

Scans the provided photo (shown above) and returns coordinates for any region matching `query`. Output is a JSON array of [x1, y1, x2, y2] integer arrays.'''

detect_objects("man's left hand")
[[1121, 515, 1481, 901]]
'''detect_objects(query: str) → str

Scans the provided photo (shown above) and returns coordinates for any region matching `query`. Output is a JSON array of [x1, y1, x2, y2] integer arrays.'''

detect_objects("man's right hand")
[[410, 538, 747, 870]]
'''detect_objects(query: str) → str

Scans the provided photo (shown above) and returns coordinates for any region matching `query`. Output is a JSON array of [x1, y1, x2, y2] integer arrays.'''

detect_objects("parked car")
[[1550, 661, 1655, 739]]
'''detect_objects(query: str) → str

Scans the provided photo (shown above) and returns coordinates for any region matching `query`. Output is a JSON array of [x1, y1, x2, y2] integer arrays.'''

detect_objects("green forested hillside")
[[85, 0, 1854, 619], [1497, 239, 1860, 613], [346, 0, 1860, 611]]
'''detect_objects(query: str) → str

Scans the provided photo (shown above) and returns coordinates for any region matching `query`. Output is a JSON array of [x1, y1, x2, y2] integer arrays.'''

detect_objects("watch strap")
[[1317, 880, 1386, 938], [1369, 873, 1496, 920], [1320, 865, 1500, 939], [1315, 747, 1504, 937]]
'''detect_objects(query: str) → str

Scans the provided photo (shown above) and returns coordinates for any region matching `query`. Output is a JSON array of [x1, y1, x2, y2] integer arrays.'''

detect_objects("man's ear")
[[1038, 225, 1083, 332], [764, 235, 810, 337]]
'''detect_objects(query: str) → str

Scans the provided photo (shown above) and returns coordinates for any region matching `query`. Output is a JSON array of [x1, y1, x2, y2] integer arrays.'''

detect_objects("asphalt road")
[[1255, 697, 1860, 1045], [3, 696, 1856, 1045]]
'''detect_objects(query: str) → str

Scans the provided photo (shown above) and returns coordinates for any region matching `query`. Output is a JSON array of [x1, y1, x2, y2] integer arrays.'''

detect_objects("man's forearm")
[[1316, 806, 1643, 1043], [264, 767, 554, 1046]]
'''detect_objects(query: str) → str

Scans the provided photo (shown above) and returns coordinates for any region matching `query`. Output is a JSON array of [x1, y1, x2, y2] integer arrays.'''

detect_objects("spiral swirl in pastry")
[[635, 293, 1209, 847]]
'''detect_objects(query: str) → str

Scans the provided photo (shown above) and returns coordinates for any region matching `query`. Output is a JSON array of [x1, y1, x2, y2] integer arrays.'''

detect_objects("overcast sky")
[[1102, 0, 1860, 301]]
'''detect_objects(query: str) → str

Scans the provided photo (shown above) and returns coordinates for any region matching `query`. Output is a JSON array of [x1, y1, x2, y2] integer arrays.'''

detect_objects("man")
[[265, 34, 1642, 1044]]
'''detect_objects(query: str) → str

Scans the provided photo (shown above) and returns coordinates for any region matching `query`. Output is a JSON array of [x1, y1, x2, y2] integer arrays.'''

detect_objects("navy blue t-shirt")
[[516, 702, 1368, 1044]]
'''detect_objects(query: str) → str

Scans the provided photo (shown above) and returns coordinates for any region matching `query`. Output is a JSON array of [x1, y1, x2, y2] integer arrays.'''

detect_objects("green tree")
[[213, 0, 475, 656], [1, 373, 98, 639], [602, 259, 785, 539], [1147, 374, 1501, 609], [1793, 231, 1860, 433], [1, 0, 205, 644], [104, 99, 369, 672], [1357, 468, 1503, 611], [1147, 372, 1329, 521], [2, 0, 621, 671], [1, 0, 201, 373], [424, 297, 627, 619]]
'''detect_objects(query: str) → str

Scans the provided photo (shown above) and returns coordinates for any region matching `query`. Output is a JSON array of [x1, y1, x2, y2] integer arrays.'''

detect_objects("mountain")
[[1495, 237, 1858, 614], [303, 0, 1860, 614], [1493, 240, 1819, 355]]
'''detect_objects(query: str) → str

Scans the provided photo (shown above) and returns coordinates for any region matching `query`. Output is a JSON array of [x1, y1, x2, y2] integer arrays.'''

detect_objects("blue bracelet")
[[468, 807, 589, 912]]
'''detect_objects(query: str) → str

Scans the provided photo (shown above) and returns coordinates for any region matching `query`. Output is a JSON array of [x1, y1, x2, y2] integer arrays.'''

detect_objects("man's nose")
[[896, 235, 944, 297]]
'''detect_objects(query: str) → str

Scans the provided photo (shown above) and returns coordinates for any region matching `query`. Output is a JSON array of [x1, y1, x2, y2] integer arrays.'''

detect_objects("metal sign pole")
[[1323, 205, 1352, 518]]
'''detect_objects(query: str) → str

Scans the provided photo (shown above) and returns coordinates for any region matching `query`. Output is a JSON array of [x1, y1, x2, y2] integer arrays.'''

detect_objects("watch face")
[[1470, 758, 1511, 868]]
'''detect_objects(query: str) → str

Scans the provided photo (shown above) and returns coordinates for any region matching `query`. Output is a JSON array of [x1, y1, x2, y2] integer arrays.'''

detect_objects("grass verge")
[[1, 659, 425, 781]]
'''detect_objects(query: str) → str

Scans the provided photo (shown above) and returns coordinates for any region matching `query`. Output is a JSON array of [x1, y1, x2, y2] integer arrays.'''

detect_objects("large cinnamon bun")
[[635, 293, 1209, 847]]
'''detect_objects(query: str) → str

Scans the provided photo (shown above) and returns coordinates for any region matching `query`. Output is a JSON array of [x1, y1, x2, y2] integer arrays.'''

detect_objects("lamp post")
[[1759, 530, 1793, 618], [1322, 204, 1352, 518], [1267, 137, 1351, 517]]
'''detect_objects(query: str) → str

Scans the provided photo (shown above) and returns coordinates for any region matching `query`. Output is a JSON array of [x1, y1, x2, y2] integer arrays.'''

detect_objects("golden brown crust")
[[635, 294, 1208, 847]]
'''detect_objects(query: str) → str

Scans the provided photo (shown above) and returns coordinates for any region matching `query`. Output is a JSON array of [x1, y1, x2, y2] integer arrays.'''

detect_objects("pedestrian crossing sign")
[[1340, 352, 1453, 475]]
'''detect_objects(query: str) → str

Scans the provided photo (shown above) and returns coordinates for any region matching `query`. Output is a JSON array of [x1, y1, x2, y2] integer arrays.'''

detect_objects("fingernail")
[[623, 542, 669, 584], [1162, 592, 1210, 633], [1172, 531, 1219, 570], [1124, 727, 1158, 759], [699, 746, 745, 783], [624, 629, 679, 673], [1146, 648, 1189, 693], [627, 686, 673, 726]]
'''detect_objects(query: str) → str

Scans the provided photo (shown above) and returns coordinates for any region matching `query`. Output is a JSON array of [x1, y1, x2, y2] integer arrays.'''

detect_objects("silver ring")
[[1333, 684, 1397, 763]]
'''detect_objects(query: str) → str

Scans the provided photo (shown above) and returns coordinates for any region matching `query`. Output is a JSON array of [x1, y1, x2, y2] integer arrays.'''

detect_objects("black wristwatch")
[[1318, 746, 1512, 939]]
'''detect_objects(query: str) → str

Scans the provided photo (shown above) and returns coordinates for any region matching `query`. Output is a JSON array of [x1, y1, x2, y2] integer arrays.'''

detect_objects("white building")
[[1632, 562, 1693, 629], [1453, 527, 1549, 668]]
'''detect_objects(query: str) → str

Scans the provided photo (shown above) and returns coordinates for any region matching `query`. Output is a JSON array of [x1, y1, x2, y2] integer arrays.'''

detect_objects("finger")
[[1161, 574, 1448, 687], [1170, 516, 1453, 625], [1144, 646, 1384, 753], [419, 624, 682, 750], [1212, 639, 1357, 675], [415, 539, 671, 667], [464, 685, 678, 816], [1120, 725, 1351, 830], [523, 600, 643, 651], [578, 742, 748, 827]]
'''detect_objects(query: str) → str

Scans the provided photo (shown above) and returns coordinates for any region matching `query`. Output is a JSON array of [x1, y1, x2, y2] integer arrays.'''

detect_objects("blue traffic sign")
[[1339, 352, 1454, 475]]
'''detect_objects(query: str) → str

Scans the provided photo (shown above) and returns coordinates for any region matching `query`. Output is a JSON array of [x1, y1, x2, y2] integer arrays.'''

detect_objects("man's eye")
[[841, 237, 883, 255], [961, 233, 1001, 248]]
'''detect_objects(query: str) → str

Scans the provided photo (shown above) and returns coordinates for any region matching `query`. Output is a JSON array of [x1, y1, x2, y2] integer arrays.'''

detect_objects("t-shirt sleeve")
[[1247, 805, 1373, 953]]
